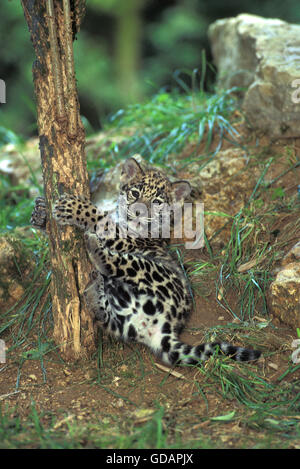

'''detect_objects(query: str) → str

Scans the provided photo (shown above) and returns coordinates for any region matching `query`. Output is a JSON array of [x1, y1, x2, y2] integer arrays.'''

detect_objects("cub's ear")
[[171, 181, 191, 203], [122, 157, 144, 181]]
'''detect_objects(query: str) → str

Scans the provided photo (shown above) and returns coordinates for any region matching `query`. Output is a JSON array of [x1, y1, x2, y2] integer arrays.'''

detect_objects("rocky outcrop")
[[208, 14, 300, 138], [185, 148, 260, 241], [268, 242, 300, 329], [0, 232, 36, 311]]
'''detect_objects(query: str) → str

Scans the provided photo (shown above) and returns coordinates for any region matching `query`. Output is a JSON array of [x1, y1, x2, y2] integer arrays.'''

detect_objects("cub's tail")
[[160, 339, 261, 366]]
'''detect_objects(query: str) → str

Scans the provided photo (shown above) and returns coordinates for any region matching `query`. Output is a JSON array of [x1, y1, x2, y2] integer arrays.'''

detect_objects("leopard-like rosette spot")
[[31, 196, 47, 231], [53, 194, 91, 228], [53, 194, 106, 233]]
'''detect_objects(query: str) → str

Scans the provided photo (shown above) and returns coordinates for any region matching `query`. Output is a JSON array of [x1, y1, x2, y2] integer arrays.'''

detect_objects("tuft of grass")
[[0, 402, 216, 449], [0, 233, 53, 389], [202, 156, 300, 321], [193, 350, 300, 439], [0, 174, 36, 231], [107, 87, 239, 166]]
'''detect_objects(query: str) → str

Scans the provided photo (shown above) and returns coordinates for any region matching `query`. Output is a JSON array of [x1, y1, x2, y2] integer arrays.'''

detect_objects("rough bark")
[[22, 0, 96, 360]]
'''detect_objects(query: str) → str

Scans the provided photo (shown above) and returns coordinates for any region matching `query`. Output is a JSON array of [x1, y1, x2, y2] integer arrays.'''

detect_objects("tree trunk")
[[22, 0, 96, 360]]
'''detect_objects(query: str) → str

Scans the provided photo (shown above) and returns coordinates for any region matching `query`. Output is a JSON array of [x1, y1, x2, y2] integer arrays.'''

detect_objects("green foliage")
[[0, 174, 35, 230], [271, 187, 285, 200], [108, 87, 238, 165], [0, 1, 35, 136], [143, 0, 208, 89], [2, 0, 300, 140], [0, 127, 22, 148], [2, 0, 300, 139], [196, 347, 300, 441], [0, 239, 51, 341]]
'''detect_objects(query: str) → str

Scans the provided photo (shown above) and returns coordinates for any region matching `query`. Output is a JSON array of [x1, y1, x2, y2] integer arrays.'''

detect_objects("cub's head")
[[119, 157, 191, 234]]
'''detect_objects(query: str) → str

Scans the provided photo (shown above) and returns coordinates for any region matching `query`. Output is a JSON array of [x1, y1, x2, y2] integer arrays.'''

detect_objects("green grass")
[[0, 125, 42, 230], [104, 87, 239, 168], [1, 345, 299, 448], [0, 174, 36, 231], [0, 230, 53, 391], [0, 401, 216, 449], [187, 151, 300, 321], [0, 128, 53, 379]]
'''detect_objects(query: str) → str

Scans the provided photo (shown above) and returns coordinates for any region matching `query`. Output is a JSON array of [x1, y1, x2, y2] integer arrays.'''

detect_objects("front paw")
[[53, 194, 88, 226], [31, 197, 47, 231]]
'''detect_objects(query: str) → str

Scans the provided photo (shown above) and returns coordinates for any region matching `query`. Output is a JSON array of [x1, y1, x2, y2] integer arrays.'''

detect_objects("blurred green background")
[[1, 0, 300, 141]]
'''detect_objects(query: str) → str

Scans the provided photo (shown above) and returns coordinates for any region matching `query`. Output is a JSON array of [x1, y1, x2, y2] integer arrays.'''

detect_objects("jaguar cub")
[[42, 157, 261, 365]]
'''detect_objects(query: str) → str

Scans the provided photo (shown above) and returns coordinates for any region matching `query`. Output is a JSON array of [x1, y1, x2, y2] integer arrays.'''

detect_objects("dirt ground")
[[0, 124, 300, 448], [0, 290, 297, 448]]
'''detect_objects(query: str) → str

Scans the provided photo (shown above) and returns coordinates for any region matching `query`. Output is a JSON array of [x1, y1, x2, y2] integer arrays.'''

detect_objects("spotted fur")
[[50, 157, 261, 366]]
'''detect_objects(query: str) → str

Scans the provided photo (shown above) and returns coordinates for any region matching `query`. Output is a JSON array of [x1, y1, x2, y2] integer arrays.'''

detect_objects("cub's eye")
[[129, 189, 140, 199], [152, 198, 162, 205]]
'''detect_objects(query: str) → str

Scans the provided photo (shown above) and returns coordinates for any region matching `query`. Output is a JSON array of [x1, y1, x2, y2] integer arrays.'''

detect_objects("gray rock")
[[268, 262, 300, 329], [267, 242, 300, 329], [208, 14, 300, 138], [0, 233, 36, 311]]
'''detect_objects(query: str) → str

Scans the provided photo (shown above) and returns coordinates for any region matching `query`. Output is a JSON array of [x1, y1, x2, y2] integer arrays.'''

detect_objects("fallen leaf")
[[155, 362, 186, 380], [211, 410, 236, 421], [268, 362, 278, 370]]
